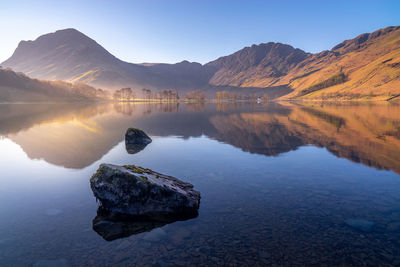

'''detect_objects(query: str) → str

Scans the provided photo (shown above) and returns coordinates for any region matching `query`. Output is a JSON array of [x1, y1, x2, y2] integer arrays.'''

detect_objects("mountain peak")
[[207, 41, 309, 68], [205, 41, 310, 87], [29, 27, 98, 48], [55, 28, 82, 33], [1, 28, 214, 90], [2, 27, 120, 81]]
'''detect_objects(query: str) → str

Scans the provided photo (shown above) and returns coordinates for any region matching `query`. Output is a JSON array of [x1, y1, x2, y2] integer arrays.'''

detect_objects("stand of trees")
[[154, 90, 179, 101], [298, 71, 346, 97], [113, 88, 135, 101], [141, 88, 180, 101], [215, 91, 270, 102], [142, 88, 152, 100], [111, 87, 271, 103], [186, 90, 206, 101], [113, 88, 180, 101]]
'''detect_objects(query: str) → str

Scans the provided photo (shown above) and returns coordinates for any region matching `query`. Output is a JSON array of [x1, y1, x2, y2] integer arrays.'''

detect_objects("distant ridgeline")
[[1, 26, 400, 100]]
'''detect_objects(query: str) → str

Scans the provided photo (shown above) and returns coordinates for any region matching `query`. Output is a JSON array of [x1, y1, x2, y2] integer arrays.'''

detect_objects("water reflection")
[[1, 102, 399, 173], [1, 102, 400, 266], [209, 103, 400, 173], [93, 208, 198, 241], [125, 142, 150, 154]]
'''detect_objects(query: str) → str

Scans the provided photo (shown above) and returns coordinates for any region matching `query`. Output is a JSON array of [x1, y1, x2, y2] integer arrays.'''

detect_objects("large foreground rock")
[[90, 164, 200, 216]]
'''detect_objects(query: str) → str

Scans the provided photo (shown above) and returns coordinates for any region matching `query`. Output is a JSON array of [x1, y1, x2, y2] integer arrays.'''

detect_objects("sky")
[[0, 0, 399, 64]]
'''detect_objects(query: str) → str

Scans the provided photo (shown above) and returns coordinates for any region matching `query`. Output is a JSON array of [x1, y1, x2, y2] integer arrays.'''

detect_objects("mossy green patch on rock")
[[123, 165, 154, 174]]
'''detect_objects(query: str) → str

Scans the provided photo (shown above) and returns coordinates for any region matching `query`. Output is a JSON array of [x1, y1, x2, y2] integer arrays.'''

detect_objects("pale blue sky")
[[1, 0, 399, 64]]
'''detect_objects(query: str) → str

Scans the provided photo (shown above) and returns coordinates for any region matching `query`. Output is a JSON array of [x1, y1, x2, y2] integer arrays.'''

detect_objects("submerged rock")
[[345, 219, 374, 232], [92, 207, 197, 241], [125, 128, 152, 145], [90, 164, 201, 217]]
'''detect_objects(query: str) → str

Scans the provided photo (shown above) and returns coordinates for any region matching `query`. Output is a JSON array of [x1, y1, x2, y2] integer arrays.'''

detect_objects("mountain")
[[205, 26, 400, 100], [2, 26, 400, 100], [206, 42, 310, 87], [279, 26, 400, 100], [0, 67, 107, 102], [1, 28, 215, 91]]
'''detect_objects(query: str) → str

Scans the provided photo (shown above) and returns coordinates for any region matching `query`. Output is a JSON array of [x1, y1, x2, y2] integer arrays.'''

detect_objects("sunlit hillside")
[[208, 26, 400, 100], [282, 26, 400, 100]]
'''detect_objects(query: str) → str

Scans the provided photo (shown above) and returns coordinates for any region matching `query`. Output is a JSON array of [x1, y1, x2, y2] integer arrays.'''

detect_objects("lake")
[[0, 101, 399, 266]]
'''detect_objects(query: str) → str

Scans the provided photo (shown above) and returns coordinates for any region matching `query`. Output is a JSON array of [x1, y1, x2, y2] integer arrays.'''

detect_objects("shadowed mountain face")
[[3, 26, 399, 100], [1, 102, 400, 175], [2, 29, 216, 91]]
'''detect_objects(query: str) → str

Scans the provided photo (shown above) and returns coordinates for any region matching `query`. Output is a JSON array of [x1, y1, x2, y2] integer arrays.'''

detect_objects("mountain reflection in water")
[[1, 102, 399, 174]]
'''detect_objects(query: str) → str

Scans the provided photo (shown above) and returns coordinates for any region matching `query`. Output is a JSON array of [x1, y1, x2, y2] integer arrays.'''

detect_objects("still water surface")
[[0, 102, 399, 266]]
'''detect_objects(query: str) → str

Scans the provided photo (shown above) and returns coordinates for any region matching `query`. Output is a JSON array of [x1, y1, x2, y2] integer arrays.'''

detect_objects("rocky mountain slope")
[[206, 42, 310, 87], [280, 26, 400, 100], [205, 26, 400, 100]]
